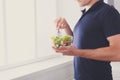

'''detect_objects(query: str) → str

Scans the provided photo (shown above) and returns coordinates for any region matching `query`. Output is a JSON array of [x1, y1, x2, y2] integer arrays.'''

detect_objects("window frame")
[[0, 0, 59, 71]]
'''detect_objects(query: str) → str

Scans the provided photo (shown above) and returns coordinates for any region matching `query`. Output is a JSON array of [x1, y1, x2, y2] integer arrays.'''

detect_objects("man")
[[53, 0, 120, 80]]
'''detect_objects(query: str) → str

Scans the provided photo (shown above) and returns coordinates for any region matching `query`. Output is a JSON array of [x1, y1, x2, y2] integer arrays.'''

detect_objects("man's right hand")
[[55, 17, 73, 36], [55, 17, 70, 30]]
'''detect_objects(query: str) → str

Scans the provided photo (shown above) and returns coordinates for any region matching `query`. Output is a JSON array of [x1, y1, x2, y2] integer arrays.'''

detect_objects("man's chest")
[[74, 14, 103, 37]]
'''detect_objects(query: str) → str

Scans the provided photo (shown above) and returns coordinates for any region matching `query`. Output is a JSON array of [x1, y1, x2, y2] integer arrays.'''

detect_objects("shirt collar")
[[81, 0, 104, 14]]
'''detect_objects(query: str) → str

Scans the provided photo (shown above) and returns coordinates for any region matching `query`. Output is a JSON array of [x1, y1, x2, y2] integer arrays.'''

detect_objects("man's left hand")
[[52, 45, 77, 56]]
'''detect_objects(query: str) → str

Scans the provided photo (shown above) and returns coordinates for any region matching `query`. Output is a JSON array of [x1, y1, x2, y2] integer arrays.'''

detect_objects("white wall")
[[0, 0, 5, 66], [57, 0, 81, 30], [6, 0, 36, 64], [36, 0, 57, 57], [114, 0, 120, 12], [106, 0, 120, 12]]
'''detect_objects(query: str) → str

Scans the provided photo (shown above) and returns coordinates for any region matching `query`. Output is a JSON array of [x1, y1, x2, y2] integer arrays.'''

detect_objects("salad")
[[51, 35, 72, 48]]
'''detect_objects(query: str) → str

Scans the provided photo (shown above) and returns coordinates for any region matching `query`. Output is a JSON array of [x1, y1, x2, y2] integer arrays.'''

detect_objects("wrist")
[[64, 24, 70, 30]]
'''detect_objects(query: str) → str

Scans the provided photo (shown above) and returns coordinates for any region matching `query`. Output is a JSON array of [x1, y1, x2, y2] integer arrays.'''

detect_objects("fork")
[[57, 29, 61, 37]]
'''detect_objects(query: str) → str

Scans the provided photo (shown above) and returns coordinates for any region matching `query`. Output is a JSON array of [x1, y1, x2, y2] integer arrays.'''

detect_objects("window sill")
[[0, 56, 73, 80]]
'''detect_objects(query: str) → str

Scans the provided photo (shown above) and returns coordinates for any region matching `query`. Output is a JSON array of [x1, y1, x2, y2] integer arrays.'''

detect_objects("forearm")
[[64, 25, 73, 36], [75, 46, 120, 61]]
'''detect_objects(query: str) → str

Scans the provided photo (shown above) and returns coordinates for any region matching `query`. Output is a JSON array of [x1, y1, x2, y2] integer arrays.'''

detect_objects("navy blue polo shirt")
[[73, 1, 120, 80]]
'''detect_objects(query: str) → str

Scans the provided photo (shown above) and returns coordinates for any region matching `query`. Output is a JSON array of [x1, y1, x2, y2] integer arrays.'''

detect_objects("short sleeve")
[[103, 7, 120, 38]]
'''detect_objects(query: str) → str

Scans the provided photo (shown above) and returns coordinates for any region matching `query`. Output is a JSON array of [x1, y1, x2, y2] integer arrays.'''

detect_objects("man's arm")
[[74, 34, 120, 61], [64, 25, 73, 36], [54, 34, 120, 61]]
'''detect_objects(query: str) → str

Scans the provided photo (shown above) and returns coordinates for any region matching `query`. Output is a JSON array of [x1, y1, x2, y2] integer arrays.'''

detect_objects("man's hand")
[[54, 17, 73, 36], [55, 17, 69, 29], [52, 34, 120, 61], [52, 45, 78, 56]]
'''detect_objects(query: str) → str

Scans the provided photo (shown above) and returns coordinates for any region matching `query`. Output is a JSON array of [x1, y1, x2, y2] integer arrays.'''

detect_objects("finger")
[[61, 23, 66, 28], [56, 51, 60, 53], [52, 46, 61, 53], [58, 19, 68, 29], [55, 17, 61, 23], [55, 17, 62, 27], [60, 18, 66, 27], [60, 45, 72, 49], [57, 18, 67, 29], [59, 46, 67, 50], [52, 46, 58, 50]]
